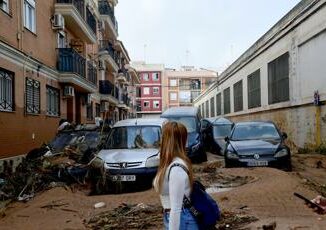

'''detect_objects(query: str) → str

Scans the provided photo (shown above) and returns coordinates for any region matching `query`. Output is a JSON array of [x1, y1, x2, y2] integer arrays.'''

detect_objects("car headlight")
[[145, 155, 159, 168], [274, 149, 288, 158], [226, 151, 239, 159], [90, 156, 104, 168], [192, 142, 201, 152]]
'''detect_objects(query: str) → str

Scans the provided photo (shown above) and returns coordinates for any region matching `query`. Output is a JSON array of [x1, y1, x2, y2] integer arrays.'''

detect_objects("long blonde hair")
[[154, 121, 193, 193]]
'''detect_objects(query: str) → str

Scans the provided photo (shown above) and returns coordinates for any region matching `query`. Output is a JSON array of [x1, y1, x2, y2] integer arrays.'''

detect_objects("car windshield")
[[167, 117, 197, 133], [106, 126, 161, 149], [213, 125, 232, 138], [49, 132, 76, 152], [231, 123, 280, 140]]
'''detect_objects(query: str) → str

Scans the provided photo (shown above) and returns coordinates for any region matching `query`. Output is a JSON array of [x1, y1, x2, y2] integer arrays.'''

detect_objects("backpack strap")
[[168, 163, 189, 181]]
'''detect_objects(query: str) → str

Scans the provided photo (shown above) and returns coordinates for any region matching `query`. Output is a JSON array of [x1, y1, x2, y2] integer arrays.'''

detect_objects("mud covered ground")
[[0, 153, 326, 230]]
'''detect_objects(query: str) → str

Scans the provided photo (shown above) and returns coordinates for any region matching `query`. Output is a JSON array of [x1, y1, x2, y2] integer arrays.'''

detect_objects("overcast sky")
[[115, 0, 300, 73]]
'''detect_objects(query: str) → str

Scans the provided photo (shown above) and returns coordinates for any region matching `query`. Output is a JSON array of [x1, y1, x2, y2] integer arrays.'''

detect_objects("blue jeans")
[[163, 208, 199, 230]]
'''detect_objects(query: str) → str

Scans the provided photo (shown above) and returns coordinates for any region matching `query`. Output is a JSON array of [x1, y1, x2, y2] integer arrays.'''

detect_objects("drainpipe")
[[316, 106, 321, 147]]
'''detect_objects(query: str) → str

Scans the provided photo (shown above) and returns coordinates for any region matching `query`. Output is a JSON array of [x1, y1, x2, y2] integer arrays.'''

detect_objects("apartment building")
[[194, 0, 326, 149], [131, 62, 164, 118], [0, 0, 136, 160], [163, 66, 217, 111]]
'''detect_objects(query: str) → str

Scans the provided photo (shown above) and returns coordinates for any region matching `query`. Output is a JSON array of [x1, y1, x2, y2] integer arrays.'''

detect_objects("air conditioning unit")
[[52, 14, 65, 30], [98, 60, 105, 70], [63, 86, 74, 97], [87, 94, 92, 105]]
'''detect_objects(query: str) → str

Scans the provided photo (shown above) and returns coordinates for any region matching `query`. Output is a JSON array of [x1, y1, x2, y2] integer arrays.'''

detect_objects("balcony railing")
[[57, 48, 86, 78], [99, 40, 118, 63], [99, 80, 114, 96], [87, 61, 97, 85], [98, 0, 118, 33], [56, 0, 96, 35], [57, 0, 84, 17], [86, 7, 96, 35]]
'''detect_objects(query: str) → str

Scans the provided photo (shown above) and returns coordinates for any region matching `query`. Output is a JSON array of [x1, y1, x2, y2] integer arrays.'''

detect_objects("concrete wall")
[[194, 1, 326, 149]]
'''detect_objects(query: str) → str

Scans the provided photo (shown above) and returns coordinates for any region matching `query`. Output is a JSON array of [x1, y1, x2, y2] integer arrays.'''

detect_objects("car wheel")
[[284, 161, 292, 172]]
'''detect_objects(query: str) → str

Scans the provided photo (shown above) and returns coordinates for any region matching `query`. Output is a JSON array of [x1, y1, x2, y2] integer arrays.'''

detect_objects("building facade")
[[131, 62, 164, 118], [194, 0, 326, 150], [0, 0, 136, 160], [163, 66, 217, 111]]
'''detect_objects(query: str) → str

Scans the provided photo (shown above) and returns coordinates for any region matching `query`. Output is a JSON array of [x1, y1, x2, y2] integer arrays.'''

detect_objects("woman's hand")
[[311, 195, 326, 214]]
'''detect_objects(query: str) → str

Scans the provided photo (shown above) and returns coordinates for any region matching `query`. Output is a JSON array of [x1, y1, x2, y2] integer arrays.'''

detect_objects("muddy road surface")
[[0, 153, 326, 229]]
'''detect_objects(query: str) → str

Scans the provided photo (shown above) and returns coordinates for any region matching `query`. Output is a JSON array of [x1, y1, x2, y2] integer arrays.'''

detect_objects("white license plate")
[[110, 175, 136, 181], [247, 161, 268, 167]]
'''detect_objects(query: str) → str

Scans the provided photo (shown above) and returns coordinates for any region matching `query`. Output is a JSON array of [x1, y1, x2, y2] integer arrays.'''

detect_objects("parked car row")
[[94, 106, 292, 190]]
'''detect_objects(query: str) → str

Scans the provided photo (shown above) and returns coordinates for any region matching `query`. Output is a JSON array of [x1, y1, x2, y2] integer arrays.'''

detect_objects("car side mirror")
[[282, 132, 288, 139], [225, 136, 230, 142]]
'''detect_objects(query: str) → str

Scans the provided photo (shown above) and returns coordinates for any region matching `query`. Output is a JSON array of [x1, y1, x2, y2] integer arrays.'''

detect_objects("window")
[[180, 79, 190, 90], [223, 88, 230, 114], [143, 101, 150, 108], [216, 93, 221, 116], [191, 91, 200, 102], [24, 0, 36, 33], [136, 87, 141, 97], [0, 0, 9, 13], [57, 31, 66, 48], [46, 86, 60, 116], [170, 92, 177, 101], [190, 79, 201, 90], [153, 87, 159, 95], [153, 100, 160, 108], [170, 79, 177, 87], [210, 97, 215, 117], [233, 80, 243, 112], [248, 69, 261, 109], [25, 78, 40, 114], [95, 103, 100, 117], [143, 73, 149, 81], [268, 52, 289, 104], [152, 72, 159, 81], [0, 68, 14, 112], [87, 102, 93, 120], [205, 100, 209, 118], [143, 87, 150, 95]]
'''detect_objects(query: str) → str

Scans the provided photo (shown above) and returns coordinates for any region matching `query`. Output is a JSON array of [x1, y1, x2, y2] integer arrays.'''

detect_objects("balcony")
[[99, 40, 119, 72], [98, 0, 118, 38], [87, 61, 97, 85], [99, 80, 118, 104], [117, 92, 130, 109], [57, 48, 97, 93], [55, 0, 97, 44], [117, 68, 130, 85]]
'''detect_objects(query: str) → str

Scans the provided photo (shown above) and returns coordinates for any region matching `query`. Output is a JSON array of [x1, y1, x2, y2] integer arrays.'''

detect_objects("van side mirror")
[[225, 136, 230, 142], [282, 132, 288, 139]]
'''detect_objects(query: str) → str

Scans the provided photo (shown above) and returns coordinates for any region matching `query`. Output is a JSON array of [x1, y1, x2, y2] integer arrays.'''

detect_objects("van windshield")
[[167, 117, 197, 133], [106, 126, 161, 149]]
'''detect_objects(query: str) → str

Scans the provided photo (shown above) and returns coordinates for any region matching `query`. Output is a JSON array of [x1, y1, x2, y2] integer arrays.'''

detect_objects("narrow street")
[[0, 153, 325, 229]]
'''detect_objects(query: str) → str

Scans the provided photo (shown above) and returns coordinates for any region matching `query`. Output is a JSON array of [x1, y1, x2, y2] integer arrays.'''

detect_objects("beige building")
[[163, 66, 217, 111], [0, 0, 137, 161], [194, 0, 326, 150]]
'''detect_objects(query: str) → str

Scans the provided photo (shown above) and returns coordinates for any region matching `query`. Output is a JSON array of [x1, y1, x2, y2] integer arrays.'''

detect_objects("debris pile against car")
[[86, 203, 162, 230], [0, 124, 111, 203]]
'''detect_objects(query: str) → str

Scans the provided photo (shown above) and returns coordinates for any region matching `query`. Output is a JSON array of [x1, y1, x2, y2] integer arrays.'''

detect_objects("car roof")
[[113, 118, 168, 128], [161, 106, 198, 117], [204, 117, 233, 125], [235, 121, 276, 126]]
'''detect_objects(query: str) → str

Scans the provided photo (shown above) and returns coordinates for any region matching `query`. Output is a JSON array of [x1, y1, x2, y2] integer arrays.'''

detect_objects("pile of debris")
[[86, 203, 162, 230], [0, 124, 110, 203], [86, 203, 259, 230], [216, 210, 259, 229]]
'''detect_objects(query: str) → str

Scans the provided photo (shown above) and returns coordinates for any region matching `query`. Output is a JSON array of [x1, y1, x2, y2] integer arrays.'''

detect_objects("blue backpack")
[[168, 163, 221, 229]]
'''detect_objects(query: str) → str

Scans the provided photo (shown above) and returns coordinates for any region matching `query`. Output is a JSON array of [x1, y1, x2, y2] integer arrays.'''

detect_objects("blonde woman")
[[154, 121, 199, 230]]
